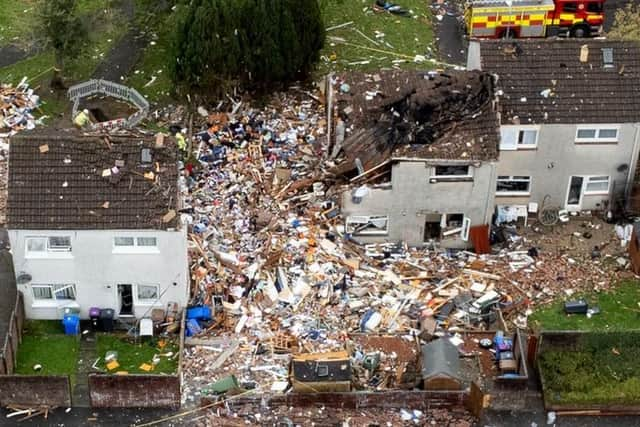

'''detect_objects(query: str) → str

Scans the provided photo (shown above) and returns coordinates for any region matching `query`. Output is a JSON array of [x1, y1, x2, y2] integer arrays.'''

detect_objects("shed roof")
[[7, 130, 179, 230], [479, 40, 640, 125], [421, 339, 462, 380]]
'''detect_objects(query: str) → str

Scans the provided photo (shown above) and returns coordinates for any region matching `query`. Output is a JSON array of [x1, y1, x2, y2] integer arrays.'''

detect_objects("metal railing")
[[67, 79, 150, 130]]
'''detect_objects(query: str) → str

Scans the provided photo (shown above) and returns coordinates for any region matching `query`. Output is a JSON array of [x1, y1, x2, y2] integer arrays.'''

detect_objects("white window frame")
[[25, 236, 73, 259], [136, 284, 161, 305], [112, 236, 160, 254], [430, 165, 473, 182], [32, 284, 77, 305], [575, 126, 619, 144], [496, 176, 532, 196], [583, 175, 610, 195], [346, 215, 389, 236], [500, 125, 539, 150]]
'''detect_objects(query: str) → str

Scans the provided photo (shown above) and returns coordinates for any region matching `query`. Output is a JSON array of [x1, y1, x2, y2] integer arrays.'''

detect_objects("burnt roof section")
[[480, 40, 640, 125], [333, 70, 499, 175], [8, 130, 179, 230]]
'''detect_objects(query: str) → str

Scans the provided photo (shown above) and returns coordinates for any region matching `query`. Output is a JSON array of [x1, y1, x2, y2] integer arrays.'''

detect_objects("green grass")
[[0, 0, 39, 48], [95, 334, 178, 375], [529, 281, 640, 331], [539, 332, 640, 405], [125, 4, 184, 103], [15, 320, 79, 380], [318, 0, 434, 73], [0, 2, 129, 118]]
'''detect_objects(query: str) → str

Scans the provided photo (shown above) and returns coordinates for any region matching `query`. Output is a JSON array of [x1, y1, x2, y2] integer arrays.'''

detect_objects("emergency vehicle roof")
[[471, 0, 554, 11]]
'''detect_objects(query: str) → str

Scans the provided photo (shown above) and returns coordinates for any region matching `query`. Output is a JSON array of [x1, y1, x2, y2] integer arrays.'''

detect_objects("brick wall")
[[89, 374, 180, 408], [0, 376, 71, 407]]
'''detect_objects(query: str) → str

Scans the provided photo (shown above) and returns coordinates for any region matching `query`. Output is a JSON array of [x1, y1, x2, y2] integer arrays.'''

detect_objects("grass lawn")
[[539, 332, 640, 405], [319, 0, 434, 73], [529, 281, 640, 331], [95, 334, 178, 375], [15, 320, 79, 379]]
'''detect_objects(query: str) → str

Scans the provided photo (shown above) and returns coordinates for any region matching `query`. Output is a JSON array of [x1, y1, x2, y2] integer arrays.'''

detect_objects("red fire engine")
[[465, 0, 605, 38]]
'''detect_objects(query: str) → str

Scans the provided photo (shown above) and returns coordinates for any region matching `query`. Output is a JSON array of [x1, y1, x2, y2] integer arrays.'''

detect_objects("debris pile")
[[0, 78, 40, 137], [178, 81, 630, 409]]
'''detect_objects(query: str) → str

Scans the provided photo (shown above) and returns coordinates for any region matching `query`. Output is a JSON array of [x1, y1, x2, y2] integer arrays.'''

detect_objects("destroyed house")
[[473, 40, 640, 220], [6, 131, 189, 320], [336, 70, 500, 248]]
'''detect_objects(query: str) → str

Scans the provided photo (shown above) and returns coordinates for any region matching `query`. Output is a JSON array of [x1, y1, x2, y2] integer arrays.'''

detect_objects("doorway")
[[566, 176, 584, 211], [117, 284, 133, 316]]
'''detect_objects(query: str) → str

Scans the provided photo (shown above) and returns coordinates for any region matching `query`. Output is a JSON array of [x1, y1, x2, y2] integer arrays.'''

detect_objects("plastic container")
[[186, 306, 212, 321], [99, 308, 115, 332], [185, 318, 202, 337], [89, 307, 101, 330], [62, 314, 80, 335]]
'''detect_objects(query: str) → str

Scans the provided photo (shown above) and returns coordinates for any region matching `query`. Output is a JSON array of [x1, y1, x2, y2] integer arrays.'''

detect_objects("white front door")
[[566, 176, 584, 212]]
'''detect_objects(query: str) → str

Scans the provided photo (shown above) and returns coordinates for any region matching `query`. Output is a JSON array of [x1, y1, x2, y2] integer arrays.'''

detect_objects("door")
[[566, 176, 584, 211], [117, 284, 134, 316]]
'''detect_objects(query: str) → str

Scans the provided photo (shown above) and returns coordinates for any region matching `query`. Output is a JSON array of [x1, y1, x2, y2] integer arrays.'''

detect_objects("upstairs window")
[[500, 126, 539, 150], [26, 236, 72, 257], [113, 236, 159, 253], [575, 126, 619, 143]]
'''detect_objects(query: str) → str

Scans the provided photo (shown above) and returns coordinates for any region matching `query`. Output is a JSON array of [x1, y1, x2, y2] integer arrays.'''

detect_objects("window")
[[48, 236, 71, 251], [26, 236, 72, 257], [137, 284, 160, 301], [316, 364, 329, 377], [584, 176, 610, 194], [346, 215, 389, 235], [445, 213, 464, 228], [32, 284, 76, 300], [496, 176, 532, 195], [113, 236, 159, 253], [114, 237, 135, 247], [575, 126, 619, 143], [563, 2, 578, 12], [136, 237, 157, 247], [517, 129, 538, 147], [434, 165, 470, 176], [586, 2, 603, 12], [500, 126, 539, 150]]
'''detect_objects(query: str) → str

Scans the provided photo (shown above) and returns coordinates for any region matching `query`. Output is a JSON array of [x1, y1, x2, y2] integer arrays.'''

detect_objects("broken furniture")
[[291, 351, 352, 393]]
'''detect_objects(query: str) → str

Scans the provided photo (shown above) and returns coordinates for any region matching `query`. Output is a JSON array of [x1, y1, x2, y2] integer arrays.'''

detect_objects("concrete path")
[[72, 323, 96, 407]]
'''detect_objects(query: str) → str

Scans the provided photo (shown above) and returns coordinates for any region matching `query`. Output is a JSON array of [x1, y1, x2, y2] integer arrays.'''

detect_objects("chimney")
[[467, 41, 482, 71], [580, 44, 589, 63]]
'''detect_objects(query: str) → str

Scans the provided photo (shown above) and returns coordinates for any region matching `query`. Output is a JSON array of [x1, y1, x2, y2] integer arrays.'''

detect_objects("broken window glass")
[[346, 215, 389, 235], [446, 213, 464, 228], [434, 165, 469, 176]]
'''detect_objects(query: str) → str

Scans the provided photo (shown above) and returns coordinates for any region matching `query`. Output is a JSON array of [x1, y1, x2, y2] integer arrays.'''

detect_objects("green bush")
[[172, 0, 325, 90]]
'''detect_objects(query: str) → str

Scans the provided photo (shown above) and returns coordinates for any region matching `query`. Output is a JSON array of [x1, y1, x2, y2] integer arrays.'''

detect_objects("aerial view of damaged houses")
[[3, 0, 640, 426]]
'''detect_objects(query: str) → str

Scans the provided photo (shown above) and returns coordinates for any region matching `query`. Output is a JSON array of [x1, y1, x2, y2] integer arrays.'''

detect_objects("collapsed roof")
[[8, 130, 179, 230], [332, 70, 500, 176], [479, 40, 640, 124]]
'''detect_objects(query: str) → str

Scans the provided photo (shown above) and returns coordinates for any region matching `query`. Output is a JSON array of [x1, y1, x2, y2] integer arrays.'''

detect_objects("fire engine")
[[464, 0, 605, 38]]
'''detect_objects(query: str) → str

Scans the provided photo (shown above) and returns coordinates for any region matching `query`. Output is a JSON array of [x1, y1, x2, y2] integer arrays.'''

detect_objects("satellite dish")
[[16, 273, 32, 284]]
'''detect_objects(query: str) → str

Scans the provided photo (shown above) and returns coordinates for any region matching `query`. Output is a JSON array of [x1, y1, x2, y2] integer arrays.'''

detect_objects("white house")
[[7, 130, 189, 320]]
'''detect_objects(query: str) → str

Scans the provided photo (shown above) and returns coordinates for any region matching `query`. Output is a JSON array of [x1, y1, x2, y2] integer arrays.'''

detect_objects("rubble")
[[177, 78, 632, 409]]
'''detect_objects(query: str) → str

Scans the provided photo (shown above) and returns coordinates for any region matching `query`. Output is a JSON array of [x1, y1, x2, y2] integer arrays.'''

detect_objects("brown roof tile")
[[7, 130, 179, 230], [479, 40, 640, 124]]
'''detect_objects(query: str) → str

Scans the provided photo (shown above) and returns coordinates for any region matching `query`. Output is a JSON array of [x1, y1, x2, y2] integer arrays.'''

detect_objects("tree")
[[172, 0, 325, 91], [609, 3, 640, 41], [39, 0, 87, 73]]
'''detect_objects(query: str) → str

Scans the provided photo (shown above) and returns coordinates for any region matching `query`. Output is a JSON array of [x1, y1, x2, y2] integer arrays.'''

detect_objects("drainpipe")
[[624, 123, 640, 211]]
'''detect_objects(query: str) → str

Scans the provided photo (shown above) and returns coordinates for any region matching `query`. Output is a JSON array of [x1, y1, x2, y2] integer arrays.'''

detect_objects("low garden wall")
[[0, 375, 71, 407], [88, 374, 180, 408], [537, 330, 640, 413]]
